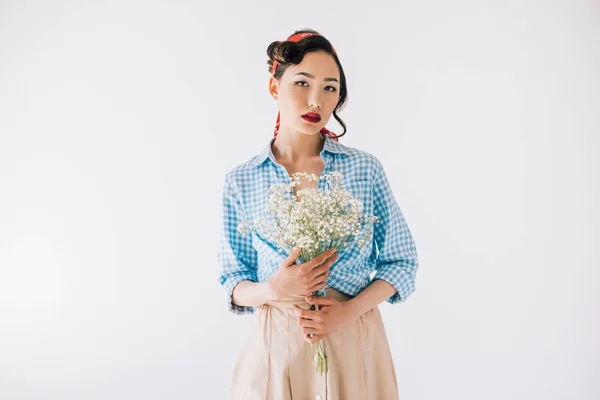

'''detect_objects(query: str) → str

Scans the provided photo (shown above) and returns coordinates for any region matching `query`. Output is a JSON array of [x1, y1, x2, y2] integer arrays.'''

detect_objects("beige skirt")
[[228, 285, 400, 400]]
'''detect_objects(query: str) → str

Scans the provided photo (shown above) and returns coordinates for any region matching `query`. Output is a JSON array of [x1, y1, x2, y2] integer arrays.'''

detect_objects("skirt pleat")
[[228, 286, 400, 400]]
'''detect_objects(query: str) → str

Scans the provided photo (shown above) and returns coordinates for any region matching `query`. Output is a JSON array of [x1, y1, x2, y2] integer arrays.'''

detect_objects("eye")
[[295, 81, 338, 93]]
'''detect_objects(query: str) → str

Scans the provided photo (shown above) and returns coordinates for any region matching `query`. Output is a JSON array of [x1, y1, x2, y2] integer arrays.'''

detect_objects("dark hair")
[[266, 29, 348, 139]]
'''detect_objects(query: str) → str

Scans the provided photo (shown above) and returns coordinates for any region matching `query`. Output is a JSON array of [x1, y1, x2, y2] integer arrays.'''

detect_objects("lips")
[[302, 112, 321, 123]]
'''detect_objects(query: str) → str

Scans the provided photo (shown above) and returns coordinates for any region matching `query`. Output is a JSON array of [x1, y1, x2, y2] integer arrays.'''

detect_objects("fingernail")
[[306, 295, 313, 300]]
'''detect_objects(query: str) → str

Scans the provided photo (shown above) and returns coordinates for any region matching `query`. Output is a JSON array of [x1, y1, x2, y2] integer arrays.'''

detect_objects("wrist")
[[266, 278, 280, 301], [344, 298, 362, 321]]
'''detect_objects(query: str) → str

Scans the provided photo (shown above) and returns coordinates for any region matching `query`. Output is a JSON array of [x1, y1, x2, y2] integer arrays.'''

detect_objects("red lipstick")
[[302, 112, 321, 123]]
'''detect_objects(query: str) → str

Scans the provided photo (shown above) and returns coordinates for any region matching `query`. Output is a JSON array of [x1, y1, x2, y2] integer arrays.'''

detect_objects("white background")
[[1, 1, 599, 399]]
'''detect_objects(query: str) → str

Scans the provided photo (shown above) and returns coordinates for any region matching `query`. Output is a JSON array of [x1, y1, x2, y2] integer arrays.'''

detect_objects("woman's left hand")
[[293, 295, 356, 344]]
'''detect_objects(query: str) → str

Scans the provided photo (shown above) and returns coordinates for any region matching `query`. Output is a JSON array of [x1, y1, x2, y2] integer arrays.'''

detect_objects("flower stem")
[[314, 340, 328, 375], [306, 297, 328, 375]]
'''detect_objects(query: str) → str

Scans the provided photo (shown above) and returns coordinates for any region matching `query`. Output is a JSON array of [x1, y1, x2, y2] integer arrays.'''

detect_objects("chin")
[[298, 127, 323, 136]]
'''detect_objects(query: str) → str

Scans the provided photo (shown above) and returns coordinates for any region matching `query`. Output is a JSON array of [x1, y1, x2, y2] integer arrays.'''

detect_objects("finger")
[[308, 280, 327, 293], [298, 316, 320, 329], [310, 268, 330, 285], [293, 304, 316, 320], [301, 326, 319, 335], [284, 246, 302, 266], [305, 295, 334, 306], [305, 333, 325, 343], [306, 254, 337, 282], [302, 266, 329, 285], [309, 269, 328, 284], [303, 334, 317, 344], [311, 253, 338, 276], [309, 248, 337, 268]]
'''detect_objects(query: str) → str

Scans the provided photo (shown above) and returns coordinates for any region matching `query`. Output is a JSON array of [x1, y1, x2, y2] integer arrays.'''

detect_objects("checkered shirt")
[[218, 134, 419, 315]]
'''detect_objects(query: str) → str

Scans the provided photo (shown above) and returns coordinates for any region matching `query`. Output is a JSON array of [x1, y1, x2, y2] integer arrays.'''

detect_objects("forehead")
[[285, 51, 340, 80]]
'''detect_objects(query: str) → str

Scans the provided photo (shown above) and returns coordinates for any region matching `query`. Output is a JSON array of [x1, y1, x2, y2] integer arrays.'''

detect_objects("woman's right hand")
[[267, 247, 339, 301]]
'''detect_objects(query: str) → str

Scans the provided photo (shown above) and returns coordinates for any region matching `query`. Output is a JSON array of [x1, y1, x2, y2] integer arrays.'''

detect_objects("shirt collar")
[[251, 133, 350, 168]]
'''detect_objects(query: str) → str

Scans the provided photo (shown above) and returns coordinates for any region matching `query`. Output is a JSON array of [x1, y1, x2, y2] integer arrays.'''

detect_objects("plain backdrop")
[[1, 1, 599, 399]]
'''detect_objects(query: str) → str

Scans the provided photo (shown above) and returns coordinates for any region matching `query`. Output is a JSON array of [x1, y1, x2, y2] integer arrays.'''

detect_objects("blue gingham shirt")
[[218, 133, 419, 315]]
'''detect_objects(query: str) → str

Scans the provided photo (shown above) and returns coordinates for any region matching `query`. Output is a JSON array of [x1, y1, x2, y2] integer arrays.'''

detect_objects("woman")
[[218, 29, 419, 400]]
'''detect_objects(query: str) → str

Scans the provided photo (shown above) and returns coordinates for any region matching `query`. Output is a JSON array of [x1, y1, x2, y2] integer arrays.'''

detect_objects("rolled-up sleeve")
[[371, 158, 419, 304], [218, 173, 258, 315]]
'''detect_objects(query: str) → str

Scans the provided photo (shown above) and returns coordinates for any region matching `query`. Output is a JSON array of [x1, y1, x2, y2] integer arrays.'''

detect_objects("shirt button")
[[316, 395, 322, 400]]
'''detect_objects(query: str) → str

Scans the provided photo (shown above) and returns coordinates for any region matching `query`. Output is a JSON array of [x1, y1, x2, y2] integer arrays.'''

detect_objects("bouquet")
[[237, 171, 378, 375]]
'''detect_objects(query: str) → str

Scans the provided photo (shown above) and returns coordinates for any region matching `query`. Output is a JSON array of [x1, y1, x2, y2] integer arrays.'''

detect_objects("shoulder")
[[336, 142, 385, 178], [222, 155, 264, 197]]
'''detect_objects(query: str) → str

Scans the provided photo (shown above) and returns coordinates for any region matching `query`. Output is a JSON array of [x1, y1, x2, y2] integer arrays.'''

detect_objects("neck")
[[271, 129, 325, 164]]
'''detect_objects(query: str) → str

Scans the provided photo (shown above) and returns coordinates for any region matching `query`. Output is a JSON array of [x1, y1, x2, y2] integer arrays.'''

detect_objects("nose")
[[308, 88, 322, 109]]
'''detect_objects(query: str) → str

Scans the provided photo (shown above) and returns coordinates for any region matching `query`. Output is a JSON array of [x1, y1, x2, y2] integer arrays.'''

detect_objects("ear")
[[269, 76, 279, 100]]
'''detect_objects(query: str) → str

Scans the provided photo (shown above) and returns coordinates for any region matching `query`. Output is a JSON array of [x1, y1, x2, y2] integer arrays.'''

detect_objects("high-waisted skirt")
[[227, 285, 400, 399]]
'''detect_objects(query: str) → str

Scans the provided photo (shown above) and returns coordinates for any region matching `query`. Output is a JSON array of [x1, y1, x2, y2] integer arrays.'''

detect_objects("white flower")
[[238, 171, 378, 263]]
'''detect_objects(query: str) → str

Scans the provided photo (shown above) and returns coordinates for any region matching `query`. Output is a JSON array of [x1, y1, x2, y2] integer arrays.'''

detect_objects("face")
[[269, 51, 341, 136]]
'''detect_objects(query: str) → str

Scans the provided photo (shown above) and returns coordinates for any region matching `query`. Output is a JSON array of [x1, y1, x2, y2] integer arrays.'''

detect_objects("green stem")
[[314, 340, 328, 375]]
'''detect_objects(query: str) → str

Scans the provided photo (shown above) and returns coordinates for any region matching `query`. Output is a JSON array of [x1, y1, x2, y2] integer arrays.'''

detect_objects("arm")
[[218, 173, 263, 315], [346, 279, 398, 319], [348, 157, 419, 313], [231, 280, 276, 309]]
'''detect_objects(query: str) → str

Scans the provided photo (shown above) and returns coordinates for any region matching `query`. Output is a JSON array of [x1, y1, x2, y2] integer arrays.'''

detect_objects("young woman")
[[218, 29, 419, 400]]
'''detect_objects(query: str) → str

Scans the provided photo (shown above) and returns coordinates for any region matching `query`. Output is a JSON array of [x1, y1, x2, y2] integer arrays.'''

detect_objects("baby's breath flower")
[[238, 172, 378, 263]]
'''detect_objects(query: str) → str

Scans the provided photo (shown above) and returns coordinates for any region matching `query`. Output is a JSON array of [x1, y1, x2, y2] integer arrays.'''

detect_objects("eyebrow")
[[294, 72, 339, 83]]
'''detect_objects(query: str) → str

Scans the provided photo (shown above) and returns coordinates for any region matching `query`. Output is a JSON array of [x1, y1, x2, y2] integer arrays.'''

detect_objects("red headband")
[[272, 32, 339, 142]]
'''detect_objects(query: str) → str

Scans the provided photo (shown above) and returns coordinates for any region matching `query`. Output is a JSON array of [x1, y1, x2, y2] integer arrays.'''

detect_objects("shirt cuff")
[[221, 271, 258, 315], [372, 266, 416, 304]]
